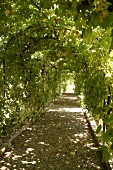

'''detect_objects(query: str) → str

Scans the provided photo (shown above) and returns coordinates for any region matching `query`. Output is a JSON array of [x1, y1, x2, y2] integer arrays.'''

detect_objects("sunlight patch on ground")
[[59, 107, 83, 113], [25, 138, 32, 143], [74, 133, 84, 138], [26, 148, 34, 154], [61, 96, 78, 100], [4, 151, 13, 158], [48, 107, 84, 113], [70, 138, 80, 144], [12, 154, 22, 160], [21, 160, 36, 164], [0, 166, 9, 170], [38, 142, 49, 146], [86, 144, 98, 150]]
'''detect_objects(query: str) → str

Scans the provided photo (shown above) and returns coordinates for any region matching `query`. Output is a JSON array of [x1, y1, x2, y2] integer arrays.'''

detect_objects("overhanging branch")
[[30, 0, 48, 19]]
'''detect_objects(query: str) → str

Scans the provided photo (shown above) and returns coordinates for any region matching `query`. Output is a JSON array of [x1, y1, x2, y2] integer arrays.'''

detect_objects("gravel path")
[[0, 93, 107, 170]]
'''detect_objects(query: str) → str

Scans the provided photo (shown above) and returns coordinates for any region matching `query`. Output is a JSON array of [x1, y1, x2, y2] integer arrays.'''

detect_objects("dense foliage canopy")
[[1, 0, 113, 162]]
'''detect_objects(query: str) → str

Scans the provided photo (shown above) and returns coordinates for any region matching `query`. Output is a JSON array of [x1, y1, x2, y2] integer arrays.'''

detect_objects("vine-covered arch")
[[1, 0, 113, 162]]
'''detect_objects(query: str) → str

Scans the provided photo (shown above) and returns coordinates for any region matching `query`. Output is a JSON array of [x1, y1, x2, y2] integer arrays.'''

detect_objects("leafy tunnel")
[[1, 0, 113, 163]]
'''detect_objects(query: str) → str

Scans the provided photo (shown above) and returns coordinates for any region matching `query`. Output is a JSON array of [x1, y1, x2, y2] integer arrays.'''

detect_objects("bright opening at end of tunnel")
[[63, 79, 75, 93]]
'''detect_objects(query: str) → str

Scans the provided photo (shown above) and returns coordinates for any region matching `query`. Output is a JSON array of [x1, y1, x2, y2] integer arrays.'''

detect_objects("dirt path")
[[0, 93, 107, 170]]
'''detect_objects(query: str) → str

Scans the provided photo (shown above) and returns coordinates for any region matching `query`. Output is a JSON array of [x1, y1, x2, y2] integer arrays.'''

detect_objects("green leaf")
[[101, 145, 110, 162], [102, 131, 110, 142], [55, 8, 59, 15], [96, 124, 101, 134], [100, 12, 113, 29], [110, 143, 113, 150], [109, 29, 113, 52], [41, 0, 51, 9]]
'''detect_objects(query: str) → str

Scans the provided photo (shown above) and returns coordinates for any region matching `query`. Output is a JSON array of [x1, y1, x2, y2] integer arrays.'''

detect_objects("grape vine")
[[1, 0, 113, 162]]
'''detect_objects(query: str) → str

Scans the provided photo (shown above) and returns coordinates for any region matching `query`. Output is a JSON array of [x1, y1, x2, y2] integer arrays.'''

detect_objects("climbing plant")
[[1, 0, 113, 162]]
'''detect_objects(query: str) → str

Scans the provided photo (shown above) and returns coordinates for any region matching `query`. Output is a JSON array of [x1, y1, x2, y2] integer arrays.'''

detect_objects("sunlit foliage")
[[1, 0, 113, 162]]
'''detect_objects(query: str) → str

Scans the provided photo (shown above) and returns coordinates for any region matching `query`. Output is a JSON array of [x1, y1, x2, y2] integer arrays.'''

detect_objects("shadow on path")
[[0, 93, 107, 170]]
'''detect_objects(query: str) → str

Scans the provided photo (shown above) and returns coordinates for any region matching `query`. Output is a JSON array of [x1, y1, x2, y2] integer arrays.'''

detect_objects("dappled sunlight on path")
[[0, 93, 107, 170]]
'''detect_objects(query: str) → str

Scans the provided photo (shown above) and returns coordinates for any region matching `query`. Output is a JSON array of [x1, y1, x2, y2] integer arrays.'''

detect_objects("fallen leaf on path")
[[65, 161, 70, 164], [70, 152, 75, 155]]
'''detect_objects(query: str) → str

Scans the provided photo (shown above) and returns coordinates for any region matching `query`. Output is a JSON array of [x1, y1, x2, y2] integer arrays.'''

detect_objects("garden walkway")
[[0, 91, 107, 170]]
